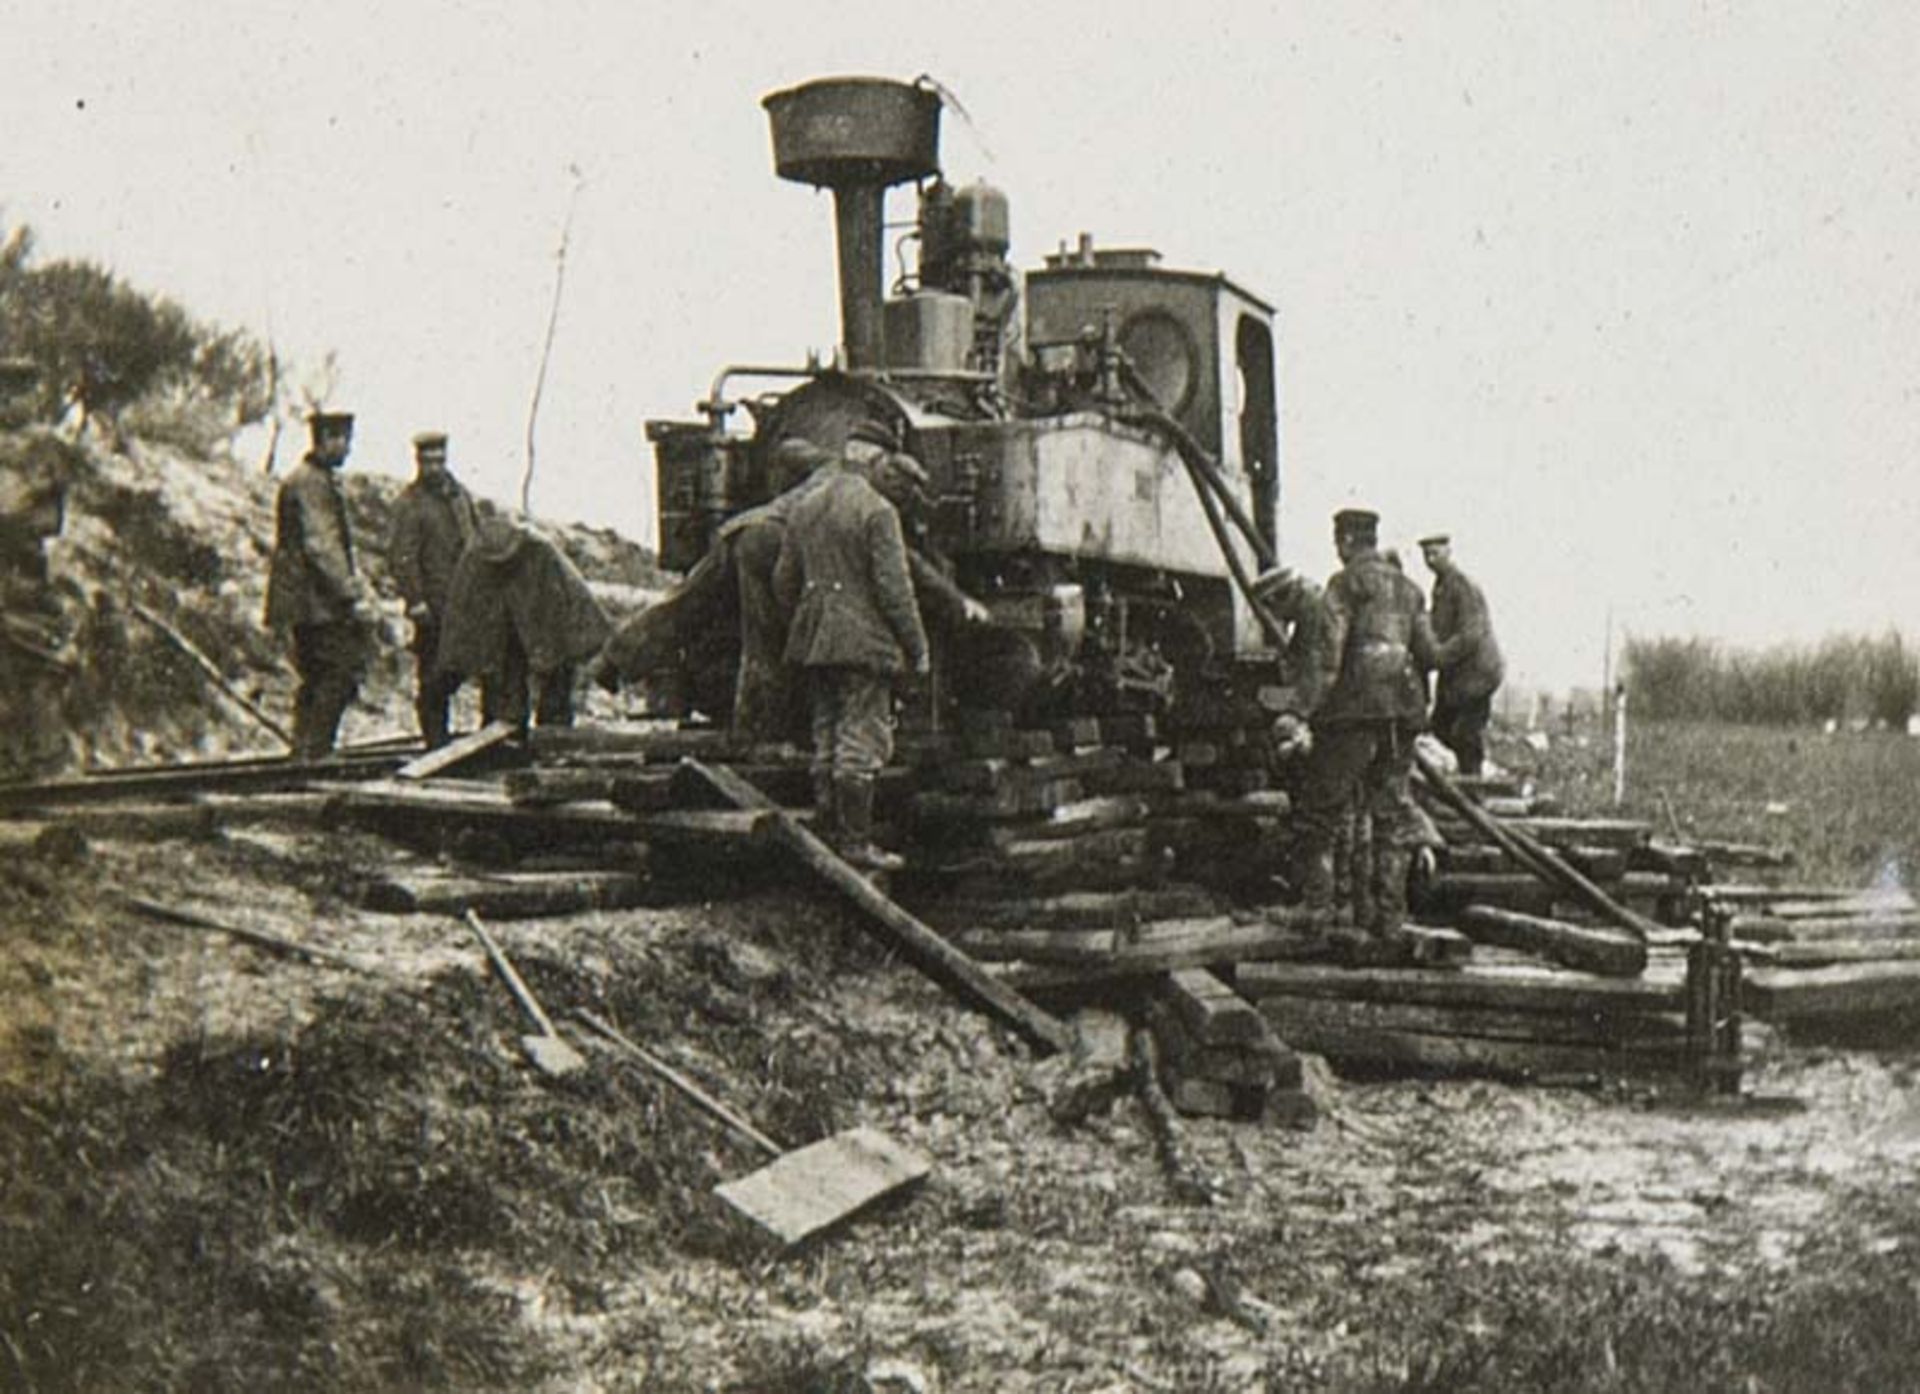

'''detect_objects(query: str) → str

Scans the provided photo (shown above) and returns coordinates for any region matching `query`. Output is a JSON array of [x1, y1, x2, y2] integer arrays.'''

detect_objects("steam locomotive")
[[644, 76, 1285, 724]]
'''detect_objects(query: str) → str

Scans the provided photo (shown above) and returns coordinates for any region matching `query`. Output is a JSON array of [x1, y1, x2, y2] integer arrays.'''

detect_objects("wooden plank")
[[713, 1126, 932, 1248], [1455, 905, 1649, 978], [923, 886, 1226, 931], [1237, 961, 1685, 1015], [1162, 967, 1266, 1044], [1260, 993, 1690, 1048], [527, 723, 730, 761], [1260, 1019, 1689, 1081], [1748, 939, 1920, 967], [682, 759, 1072, 1056], [0, 745, 412, 809], [1744, 962, 1920, 1020], [504, 767, 618, 807], [395, 720, 518, 780], [1732, 914, 1920, 943], [331, 778, 643, 836], [1767, 894, 1918, 921], [954, 916, 1325, 972]]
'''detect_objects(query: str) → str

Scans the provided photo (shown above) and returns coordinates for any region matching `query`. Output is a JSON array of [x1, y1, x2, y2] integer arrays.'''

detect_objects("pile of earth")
[[19, 425, 669, 772]]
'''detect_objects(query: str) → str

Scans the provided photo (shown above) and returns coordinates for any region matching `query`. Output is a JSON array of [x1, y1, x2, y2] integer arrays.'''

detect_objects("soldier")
[[387, 431, 478, 747], [1418, 533, 1505, 776], [725, 437, 836, 749], [437, 514, 611, 736], [265, 411, 374, 759], [773, 444, 932, 871], [1292, 508, 1438, 938]]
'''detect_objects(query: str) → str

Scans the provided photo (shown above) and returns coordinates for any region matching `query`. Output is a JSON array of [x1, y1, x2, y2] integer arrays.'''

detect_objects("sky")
[[4, 0, 1918, 693]]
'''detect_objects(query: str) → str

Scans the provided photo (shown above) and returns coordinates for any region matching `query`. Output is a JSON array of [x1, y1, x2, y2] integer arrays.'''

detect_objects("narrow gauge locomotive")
[[643, 76, 1289, 725]]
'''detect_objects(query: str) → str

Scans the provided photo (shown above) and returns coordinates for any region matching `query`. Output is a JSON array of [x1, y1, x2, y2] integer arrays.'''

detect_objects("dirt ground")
[[5, 810, 1919, 1393]]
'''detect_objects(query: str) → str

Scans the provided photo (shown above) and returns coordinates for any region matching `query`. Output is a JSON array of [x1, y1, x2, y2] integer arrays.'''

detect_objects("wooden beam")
[[1237, 960, 1684, 1015], [1455, 905, 1648, 978], [1261, 993, 1688, 1047], [395, 720, 518, 781], [680, 758, 1072, 1056], [1744, 962, 1920, 1020]]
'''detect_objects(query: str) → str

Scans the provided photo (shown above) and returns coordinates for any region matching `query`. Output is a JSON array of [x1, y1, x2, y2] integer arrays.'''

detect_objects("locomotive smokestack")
[[763, 77, 942, 371]]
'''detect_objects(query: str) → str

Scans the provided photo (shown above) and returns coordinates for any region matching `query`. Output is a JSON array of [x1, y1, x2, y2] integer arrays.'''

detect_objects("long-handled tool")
[[574, 1007, 931, 1249], [463, 909, 586, 1078]]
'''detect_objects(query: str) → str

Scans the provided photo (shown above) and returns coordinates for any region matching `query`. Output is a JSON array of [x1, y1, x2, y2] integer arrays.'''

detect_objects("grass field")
[[1495, 716, 1920, 889]]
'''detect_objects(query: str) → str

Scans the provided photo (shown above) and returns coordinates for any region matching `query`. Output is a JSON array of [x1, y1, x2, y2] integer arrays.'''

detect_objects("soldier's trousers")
[[1296, 721, 1421, 850], [291, 621, 368, 759], [483, 632, 575, 733], [1432, 691, 1493, 776], [410, 618, 466, 747], [805, 666, 893, 777], [731, 524, 801, 743]]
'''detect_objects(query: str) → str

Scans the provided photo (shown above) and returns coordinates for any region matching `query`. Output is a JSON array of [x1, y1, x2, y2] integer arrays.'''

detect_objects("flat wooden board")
[[1237, 960, 1686, 1015], [1745, 962, 1920, 1020], [395, 720, 517, 780], [714, 1126, 932, 1248]]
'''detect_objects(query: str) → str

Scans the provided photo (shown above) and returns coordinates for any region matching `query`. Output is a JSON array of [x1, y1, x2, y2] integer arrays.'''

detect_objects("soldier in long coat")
[[386, 431, 478, 746], [772, 447, 931, 870], [265, 411, 372, 759], [1418, 533, 1505, 776], [1293, 508, 1438, 936], [436, 515, 611, 735]]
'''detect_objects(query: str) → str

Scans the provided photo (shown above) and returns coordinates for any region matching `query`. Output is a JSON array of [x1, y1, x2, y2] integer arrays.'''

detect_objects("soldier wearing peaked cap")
[[773, 443, 933, 872], [1291, 507, 1439, 939], [265, 411, 375, 759], [387, 431, 478, 747], [1419, 533, 1504, 776]]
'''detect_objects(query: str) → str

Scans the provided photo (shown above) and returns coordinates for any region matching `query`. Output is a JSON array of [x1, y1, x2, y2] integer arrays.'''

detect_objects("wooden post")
[[680, 759, 1072, 1056], [1612, 684, 1629, 807], [1686, 896, 1743, 1094]]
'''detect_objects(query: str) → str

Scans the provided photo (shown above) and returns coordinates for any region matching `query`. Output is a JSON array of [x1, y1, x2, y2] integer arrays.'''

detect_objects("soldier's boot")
[[417, 690, 451, 749], [835, 773, 904, 873], [1370, 845, 1413, 939]]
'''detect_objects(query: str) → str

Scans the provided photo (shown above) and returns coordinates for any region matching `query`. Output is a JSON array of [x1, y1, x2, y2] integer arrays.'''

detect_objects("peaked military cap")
[[307, 410, 355, 436], [412, 431, 449, 451], [1332, 508, 1379, 536], [1417, 533, 1451, 548]]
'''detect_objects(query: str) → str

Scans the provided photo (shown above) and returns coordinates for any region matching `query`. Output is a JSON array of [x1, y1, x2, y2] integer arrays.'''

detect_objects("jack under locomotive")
[[644, 76, 1287, 725]]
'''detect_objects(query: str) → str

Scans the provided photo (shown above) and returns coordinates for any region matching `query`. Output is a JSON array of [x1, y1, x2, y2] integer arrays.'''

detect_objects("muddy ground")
[[5, 811, 1919, 1393]]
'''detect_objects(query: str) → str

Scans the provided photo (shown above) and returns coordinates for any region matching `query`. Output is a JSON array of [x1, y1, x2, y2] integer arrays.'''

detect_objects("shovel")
[[574, 1008, 930, 1249], [464, 909, 587, 1079]]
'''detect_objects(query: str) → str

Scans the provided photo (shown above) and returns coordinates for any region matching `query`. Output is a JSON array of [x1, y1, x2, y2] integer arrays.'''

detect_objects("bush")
[[1625, 630, 1919, 727], [0, 221, 271, 444]]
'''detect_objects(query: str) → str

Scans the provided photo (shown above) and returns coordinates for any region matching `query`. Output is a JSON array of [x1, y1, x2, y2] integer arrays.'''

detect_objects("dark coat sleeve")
[[867, 504, 929, 669]]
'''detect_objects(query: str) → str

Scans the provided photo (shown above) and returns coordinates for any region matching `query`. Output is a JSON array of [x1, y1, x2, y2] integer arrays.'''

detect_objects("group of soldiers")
[[599, 421, 991, 872], [266, 406, 1503, 915], [1259, 508, 1503, 940], [264, 412, 609, 761]]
